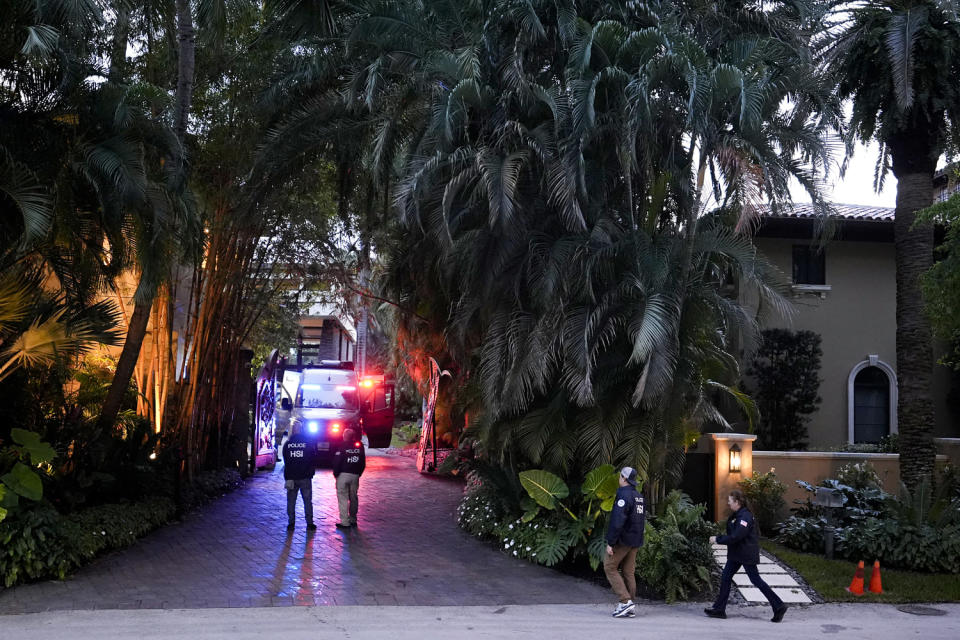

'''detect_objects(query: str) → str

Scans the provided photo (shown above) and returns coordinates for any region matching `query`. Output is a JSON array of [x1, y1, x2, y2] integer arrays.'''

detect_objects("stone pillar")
[[704, 433, 756, 523]]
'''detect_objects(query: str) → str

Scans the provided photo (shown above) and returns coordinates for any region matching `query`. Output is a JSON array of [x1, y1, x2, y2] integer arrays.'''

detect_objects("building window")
[[792, 246, 825, 285], [853, 366, 890, 443]]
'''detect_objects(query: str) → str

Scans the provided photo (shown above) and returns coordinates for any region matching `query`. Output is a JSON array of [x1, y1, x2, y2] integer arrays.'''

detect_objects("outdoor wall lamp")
[[729, 443, 742, 473]]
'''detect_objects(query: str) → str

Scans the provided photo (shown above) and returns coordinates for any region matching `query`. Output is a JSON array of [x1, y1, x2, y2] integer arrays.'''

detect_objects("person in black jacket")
[[706, 489, 787, 622], [281, 420, 317, 532], [332, 428, 366, 529], [604, 466, 646, 618]]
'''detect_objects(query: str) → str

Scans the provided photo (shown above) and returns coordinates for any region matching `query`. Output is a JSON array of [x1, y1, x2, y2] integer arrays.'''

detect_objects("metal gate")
[[253, 349, 282, 470], [679, 452, 715, 521]]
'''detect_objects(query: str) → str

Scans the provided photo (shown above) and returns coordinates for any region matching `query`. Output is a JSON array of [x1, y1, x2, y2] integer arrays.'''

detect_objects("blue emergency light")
[[307, 421, 320, 434]]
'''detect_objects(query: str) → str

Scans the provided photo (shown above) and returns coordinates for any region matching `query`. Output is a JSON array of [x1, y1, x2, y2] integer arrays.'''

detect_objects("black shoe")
[[335, 522, 352, 529], [704, 608, 726, 619], [286, 522, 295, 531], [306, 522, 317, 531], [771, 605, 788, 623]]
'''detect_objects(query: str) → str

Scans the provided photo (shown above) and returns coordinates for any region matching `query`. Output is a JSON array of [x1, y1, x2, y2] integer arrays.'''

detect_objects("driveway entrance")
[[0, 452, 608, 613]]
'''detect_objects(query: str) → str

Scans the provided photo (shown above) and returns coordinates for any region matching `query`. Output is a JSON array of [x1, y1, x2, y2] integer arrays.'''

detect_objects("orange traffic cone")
[[869, 560, 883, 594], [846, 560, 865, 596]]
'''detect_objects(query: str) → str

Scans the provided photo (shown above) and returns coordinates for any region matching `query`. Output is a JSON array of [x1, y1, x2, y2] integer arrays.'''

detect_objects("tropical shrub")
[[176, 469, 244, 512], [67, 497, 177, 560], [457, 464, 718, 602], [0, 428, 56, 523], [835, 461, 883, 490], [456, 489, 502, 538], [0, 469, 241, 587], [776, 513, 829, 553], [636, 491, 719, 603], [738, 468, 787, 535], [747, 329, 822, 450], [47, 415, 161, 511], [835, 434, 899, 454], [392, 422, 422, 447], [458, 464, 620, 571], [778, 475, 960, 572], [836, 517, 960, 573], [0, 505, 79, 587]]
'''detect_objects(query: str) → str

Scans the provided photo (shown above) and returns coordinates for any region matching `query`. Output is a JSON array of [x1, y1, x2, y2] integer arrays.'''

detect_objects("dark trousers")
[[286, 478, 314, 525], [713, 560, 784, 611]]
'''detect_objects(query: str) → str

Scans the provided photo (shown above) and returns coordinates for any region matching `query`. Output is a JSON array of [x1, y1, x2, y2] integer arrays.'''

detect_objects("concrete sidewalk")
[[6, 602, 959, 639]]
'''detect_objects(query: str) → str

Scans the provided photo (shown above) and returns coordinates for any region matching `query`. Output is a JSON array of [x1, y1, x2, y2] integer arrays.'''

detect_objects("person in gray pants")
[[282, 420, 317, 531], [332, 428, 365, 529]]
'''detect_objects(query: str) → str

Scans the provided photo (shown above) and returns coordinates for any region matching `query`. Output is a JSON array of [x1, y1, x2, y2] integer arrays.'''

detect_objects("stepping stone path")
[[711, 544, 812, 604]]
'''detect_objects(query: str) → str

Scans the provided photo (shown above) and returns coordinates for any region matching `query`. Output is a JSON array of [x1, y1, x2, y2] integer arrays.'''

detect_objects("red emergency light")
[[330, 422, 341, 433]]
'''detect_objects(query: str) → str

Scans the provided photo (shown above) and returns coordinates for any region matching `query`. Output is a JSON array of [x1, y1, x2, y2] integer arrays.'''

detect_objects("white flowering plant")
[[457, 463, 622, 569]]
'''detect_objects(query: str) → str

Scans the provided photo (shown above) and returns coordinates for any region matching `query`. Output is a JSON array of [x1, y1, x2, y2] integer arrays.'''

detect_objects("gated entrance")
[[680, 451, 715, 521]]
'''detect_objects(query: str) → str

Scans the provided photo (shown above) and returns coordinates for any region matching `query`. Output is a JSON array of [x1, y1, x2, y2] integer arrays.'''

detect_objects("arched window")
[[847, 356, 897, 444], [853, 367, 889, 443]]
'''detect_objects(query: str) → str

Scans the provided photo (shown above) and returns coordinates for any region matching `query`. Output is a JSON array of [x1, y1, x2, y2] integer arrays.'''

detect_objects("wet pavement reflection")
[[0, 453, 608, 613]]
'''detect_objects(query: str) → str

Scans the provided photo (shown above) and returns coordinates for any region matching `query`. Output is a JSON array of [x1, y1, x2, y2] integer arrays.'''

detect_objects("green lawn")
[[761, 540, 960, 603]]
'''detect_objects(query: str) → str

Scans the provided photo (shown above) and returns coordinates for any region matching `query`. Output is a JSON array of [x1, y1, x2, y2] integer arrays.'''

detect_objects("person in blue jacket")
[[604, 466, 645, 618], [706, 489, 787, 622]]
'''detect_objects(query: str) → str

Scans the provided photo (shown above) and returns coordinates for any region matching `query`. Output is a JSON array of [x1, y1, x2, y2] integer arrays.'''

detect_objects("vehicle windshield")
[[297, 383, 358, 410]]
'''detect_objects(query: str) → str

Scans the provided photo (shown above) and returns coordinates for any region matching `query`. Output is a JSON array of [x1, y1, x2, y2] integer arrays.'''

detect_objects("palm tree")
[[821, 0, 960, 489], [261, 0, 831, 496], [0, 1, 155, 386], [0, 1, 197, 433]]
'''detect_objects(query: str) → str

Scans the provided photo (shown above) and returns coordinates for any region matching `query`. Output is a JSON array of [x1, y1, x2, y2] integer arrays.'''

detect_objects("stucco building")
[[749, 203, 959, 448]]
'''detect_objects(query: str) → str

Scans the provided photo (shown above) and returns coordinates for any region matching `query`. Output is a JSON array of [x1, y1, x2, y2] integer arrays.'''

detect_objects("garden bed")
[[762, 540, 960, 603], [0, 468, 243, 588]]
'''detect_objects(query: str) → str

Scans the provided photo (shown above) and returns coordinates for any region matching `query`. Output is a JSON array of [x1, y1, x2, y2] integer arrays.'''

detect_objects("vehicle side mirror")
[[280, 398, 292, 411]]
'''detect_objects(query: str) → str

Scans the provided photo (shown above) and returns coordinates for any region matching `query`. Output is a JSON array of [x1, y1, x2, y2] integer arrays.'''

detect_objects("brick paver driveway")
[[0, 451, 608, 613]]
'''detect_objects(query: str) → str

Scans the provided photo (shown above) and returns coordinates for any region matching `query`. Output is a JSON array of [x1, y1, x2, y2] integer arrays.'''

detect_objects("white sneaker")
[[612, 601, 636, 618]]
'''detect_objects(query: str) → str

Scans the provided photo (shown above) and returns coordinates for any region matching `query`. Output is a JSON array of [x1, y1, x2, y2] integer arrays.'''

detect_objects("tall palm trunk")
[[97, 280, 152, 430], [98, 1, 197, 435], [891, 132, 937, 490], [108, 5, 130, 83], [173, 0, 196, 146]]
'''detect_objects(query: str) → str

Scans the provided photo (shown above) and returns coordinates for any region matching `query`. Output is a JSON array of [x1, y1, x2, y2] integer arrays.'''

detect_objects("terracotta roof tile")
[[760, 203, 894, 222]]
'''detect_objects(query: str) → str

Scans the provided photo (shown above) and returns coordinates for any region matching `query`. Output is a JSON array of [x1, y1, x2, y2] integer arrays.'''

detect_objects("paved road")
[[4, 603, 960, 640], [0, 452, 608, 614]]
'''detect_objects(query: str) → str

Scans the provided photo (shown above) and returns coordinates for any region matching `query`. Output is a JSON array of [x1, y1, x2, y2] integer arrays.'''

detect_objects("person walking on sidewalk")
[[706, 489, 787, 622], [604, 467, 646, 618], [282, 419, 317, 532], [332, 428, 365, 529]]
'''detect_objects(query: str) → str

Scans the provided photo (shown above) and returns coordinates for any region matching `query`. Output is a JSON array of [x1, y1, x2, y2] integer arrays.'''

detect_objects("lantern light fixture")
[[729, 443, 742, 473]]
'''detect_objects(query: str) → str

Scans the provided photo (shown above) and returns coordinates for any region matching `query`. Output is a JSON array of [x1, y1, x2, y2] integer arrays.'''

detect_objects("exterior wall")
[[936, 438, 960, 467], [752, 238, 897, 447], [754, 451, 951, 508], [749, 236, 959, 444]]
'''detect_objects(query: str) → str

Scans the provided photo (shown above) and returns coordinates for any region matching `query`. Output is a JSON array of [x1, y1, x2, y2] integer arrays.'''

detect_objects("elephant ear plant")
[[518, 465, 622, 569], [0, 428, 56, 522]]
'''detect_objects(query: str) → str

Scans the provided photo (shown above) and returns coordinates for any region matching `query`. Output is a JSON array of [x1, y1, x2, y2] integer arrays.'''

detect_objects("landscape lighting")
[[729, 443, 742, 473]]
